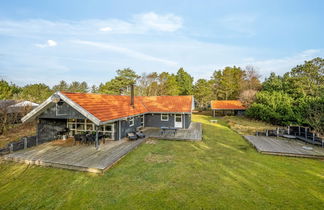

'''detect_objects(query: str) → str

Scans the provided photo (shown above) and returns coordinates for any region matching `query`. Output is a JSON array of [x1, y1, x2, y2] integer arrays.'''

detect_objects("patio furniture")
[[160, 127, 177, 135], [74, 134, 82, 145], [127, 132, 138, 140], [136, 131, 145, 138], [86, 134, 96, 144]]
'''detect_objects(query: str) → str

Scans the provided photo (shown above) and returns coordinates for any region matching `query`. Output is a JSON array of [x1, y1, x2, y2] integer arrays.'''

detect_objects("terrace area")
[[3, 138, 145, 173], [142, 122, 202, 141]]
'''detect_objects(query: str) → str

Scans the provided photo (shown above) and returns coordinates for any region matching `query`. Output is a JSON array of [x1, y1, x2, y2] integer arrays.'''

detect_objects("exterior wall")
[[144, 113, 191, 129], [144, 113, 174, 128], [119, 115, 143, 139], [37, 118, 67, 143], [39, 101, 85, 120], [184, 114, 191, 129], [212, 109, 245, 116]]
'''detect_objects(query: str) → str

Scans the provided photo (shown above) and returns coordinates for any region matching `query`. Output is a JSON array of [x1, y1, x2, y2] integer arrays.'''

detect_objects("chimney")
[[130, 84, 135, 107]]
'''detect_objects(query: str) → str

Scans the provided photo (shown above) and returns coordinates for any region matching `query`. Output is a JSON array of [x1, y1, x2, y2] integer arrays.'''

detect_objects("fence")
[[0, 135, 37, 155], [256, 126, 323, 147]]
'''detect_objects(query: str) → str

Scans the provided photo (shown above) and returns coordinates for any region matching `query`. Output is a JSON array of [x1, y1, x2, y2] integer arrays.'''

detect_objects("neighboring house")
[[211, 100, 246, 117], [7, 101, 39, 114], [22, 90, 194, 145], [0, 100, 39, 123]]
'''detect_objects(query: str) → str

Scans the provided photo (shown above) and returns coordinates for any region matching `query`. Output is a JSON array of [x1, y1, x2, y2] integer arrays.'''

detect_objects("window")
[[129, 117, 134, 126], [67, 119, 115, 140], [161, 114, 169, 121]]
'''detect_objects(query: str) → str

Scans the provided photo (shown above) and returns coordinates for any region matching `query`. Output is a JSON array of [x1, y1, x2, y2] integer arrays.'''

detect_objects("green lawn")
[[0, 114, 323, 209]]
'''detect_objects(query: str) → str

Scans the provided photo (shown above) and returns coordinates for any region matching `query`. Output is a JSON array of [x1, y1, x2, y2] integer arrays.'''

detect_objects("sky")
[[0, 0, 323, 87]]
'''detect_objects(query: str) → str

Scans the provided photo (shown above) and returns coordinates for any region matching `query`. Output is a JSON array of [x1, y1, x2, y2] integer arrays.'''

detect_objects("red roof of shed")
[[211, 100, 246, 110]]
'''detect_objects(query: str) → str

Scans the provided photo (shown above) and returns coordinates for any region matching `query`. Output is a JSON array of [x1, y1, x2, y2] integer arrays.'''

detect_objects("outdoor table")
[[161, 127, 177, 135]]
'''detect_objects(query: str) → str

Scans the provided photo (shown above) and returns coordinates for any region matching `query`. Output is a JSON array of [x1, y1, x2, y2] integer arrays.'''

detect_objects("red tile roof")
[[211, 100, 246, 110], [139, 96, 193, 113], [61, 92, 192, 122]]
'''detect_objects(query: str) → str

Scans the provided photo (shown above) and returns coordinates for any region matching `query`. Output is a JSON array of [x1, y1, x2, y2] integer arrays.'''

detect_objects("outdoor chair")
[[74, 134, 82, 145], [127, 132, 138, 140], [136, 131, 145, 138], [86, 134, 96, 144]]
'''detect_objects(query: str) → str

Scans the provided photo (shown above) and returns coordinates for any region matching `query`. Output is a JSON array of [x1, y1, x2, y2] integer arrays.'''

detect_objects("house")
[[0, 100, 39, 123], [211, 100, 246, 117], [21, 89, 194, 148]]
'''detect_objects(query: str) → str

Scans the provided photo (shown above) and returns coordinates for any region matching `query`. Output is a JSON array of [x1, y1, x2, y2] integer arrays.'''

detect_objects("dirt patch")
[[145, 139, 157, 144], [51, 138, 75, 147], [145, 153, 172, 163]]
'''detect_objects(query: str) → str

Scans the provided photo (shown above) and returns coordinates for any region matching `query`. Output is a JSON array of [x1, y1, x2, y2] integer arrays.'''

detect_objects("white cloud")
[[134, 12, 183, 32], [0, 12, 182, 38], [73, 40, 178, 66], [35, 39, 57, 48], [99, 27, 112, 32]]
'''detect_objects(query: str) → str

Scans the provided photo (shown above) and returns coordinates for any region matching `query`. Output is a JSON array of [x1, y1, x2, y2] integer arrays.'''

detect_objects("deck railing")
[[256, 126, 323, 147]]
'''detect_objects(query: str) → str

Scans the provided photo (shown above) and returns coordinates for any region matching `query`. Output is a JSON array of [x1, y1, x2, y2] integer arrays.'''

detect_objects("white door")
[[175, 114, 182, 128]]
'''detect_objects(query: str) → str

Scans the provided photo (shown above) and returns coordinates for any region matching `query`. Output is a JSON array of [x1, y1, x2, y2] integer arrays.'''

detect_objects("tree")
[[68, 81, 89, 93], [17, 83, 53, 103], [0, 80, 14, 99], [243, 66, 262, 90], [91, 85, 98, 93], [163, 74, 180, 96], [287, 57, 324, 97], [239, 89, 257, 108], [211, 66, 245, 100], [99, 68, 139, 95], [176, 68, 193, 95], [52, 80, 69, 92], [193, 79, 213, 109]]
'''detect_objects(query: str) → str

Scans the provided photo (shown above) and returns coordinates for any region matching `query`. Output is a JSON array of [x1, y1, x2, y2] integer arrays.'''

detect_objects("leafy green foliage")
[[0, 80, 13, 99], [176, 67, 193, 95], [193, 79, 213, 109], [247, 57, 324, 133], [16, 83, 53, 103], [99, 68, 139, 94]]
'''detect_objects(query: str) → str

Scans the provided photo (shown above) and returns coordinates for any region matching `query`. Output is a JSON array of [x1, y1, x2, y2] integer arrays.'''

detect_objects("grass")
[[0, 122, 36, 148], [0, 114, 323, 209], [223, 115, 277, 135]]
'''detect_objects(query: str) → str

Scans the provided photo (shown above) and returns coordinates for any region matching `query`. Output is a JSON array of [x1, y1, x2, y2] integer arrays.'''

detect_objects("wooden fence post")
[[24, 137, 27, 149], [298, 126, 301, 136], [9, 143, 13, 153], [287, 126, 290, 135], [276, 128, 279, 137]]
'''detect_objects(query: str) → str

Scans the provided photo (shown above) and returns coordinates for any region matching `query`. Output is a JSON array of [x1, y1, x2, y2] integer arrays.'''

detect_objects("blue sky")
[[0, 0, 323, 86]]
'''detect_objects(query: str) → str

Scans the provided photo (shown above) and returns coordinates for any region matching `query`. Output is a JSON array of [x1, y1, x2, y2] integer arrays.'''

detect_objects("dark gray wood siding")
[[39, 102, 86, 120], [144, 113, 174, 128], [144, 113, 191, 129], [119, 115, 143, 139], [37, 118, 67, 143]]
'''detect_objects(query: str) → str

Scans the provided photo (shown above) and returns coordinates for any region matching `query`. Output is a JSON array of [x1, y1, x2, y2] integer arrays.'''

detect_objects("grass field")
[[0, 114, 323, 209], [223, 115, 277, 135]]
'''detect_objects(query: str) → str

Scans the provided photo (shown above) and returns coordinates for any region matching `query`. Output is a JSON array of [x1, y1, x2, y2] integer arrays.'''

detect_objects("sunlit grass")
[[0, 114, 323, 209]]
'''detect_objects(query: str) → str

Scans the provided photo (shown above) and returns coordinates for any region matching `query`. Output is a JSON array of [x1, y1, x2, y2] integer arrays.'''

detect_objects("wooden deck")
[[244, 136, 324, 159], [2, 138, 145, 173], [142, 122, 202, 141]]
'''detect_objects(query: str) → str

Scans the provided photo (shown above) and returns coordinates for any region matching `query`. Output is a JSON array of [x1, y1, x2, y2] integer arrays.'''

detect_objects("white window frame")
[[129, 117, 135, 127], [161, 114, 169, 121], [67, 119, 115, 140]]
